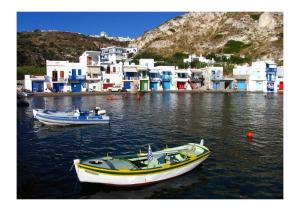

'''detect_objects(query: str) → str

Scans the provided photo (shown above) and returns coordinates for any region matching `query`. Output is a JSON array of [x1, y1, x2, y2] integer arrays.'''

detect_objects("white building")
[[80, 51, 102, 92], [100, 46, 138, 64], [46, 60, 87, 93], [183, 54, 215, 65], [233, 60, 280, 92], [100, 46, 127, 64], [123, 64, 139, 92], [174, 69, 192, 90], [101, 62, 124, 90], [139, 59, 155, 69], [68, 62, 87, 92], [46, 60, 69, 92], [100, 31, 134, 42], [24, 75, 49, 92]]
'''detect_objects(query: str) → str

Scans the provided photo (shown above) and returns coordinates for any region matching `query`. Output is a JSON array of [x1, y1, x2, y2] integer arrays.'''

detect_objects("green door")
[[140, 80, 148, 91]]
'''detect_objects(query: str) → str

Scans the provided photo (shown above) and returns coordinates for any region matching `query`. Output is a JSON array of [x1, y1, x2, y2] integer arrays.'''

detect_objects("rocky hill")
[[17, 31, 129, 67], [130, 12, 283, 61]]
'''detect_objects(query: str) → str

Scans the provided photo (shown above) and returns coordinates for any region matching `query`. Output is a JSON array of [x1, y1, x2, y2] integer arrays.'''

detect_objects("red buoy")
[[246, 131, 253, 138]]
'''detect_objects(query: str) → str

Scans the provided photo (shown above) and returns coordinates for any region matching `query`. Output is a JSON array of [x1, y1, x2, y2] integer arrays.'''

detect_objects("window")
[[60, 71, 64, 78], [78, 69, 82, 75], [106, 67, 110, 74], [87, 56, 92, 65], [113, 67, 116, 73], [52, 71, 57, 81]]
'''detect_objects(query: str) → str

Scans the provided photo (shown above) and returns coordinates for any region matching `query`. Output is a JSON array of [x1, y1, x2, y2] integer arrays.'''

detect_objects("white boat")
[[73, 141, 210, 186], [33, 107, 109, 125]]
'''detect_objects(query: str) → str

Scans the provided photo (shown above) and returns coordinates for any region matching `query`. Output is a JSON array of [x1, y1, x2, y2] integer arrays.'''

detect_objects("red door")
[[279, 82, 283, 91], [177, 82, 185, 90]]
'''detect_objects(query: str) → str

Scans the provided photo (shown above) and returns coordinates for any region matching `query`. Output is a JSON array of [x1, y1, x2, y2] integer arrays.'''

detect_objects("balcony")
[[210, 75, 224, 80], [124, 76, 139, 80], [150, 78, 161, 82], [86, 75, 102, 81], [190, 77, 204, 82], [176, 77, 189, 82], [52, 77, 68, 83], [161, 75, 171, 82], [68, 75, 86, 80], [139, 75, 149, 80]]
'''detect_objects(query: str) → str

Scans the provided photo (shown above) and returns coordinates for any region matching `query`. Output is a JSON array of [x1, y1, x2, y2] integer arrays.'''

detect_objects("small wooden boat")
[[73, 141, 210, 186], [33, 107, 109, 125]]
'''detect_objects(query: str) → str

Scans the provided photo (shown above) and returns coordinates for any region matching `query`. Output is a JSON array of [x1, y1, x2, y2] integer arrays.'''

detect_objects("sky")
[[17, 12, 185, 38]]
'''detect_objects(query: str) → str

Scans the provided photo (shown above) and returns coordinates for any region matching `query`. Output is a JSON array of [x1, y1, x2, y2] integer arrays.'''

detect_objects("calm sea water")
[[17, 92, 283, 199]]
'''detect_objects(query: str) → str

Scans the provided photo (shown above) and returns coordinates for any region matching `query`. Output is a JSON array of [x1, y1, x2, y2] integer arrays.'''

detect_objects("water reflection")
[[17, 93, 283, 199]]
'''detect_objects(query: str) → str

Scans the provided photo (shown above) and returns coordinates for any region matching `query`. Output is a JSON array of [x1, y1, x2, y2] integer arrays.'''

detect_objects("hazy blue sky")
[[17, 12, 185, 38]]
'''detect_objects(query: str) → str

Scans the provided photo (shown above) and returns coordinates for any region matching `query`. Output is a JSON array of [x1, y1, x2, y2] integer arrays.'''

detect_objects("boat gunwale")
[[35, 111, 109, 122], [77, 147, 210, 176]]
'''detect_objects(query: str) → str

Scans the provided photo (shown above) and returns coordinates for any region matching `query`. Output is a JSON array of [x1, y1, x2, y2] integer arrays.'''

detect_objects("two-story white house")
[[79, 51, 102, 91], [174, 69, 192, 90], [100, 46, 127, 64], [101, 62, 124, 90], [46, 60, 69, 92], [67, 62, 86, 92]]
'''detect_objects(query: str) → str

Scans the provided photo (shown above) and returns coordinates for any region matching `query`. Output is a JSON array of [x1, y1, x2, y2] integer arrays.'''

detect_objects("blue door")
[[72, 69, 76, 80], [124, 81, 131, 90], [213, 82, 220, 90], [150, 82, 159, 90], [53, 83, 64, 92], [71, 83, 81, 92], [237, 81, 246, 91], [256, 82, 263, 91], [32, 81, 44, 92], [163, 82, 171, 90]]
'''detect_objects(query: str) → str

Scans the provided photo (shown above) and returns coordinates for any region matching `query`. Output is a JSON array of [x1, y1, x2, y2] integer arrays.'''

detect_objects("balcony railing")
[[52, 78, 68, 83], [161, 75, 171, 81], [210, 75, 224, 80], [190, 77, 204, 82], [68, 75, 86, 80], [124, 76, 139, 80], [86, 76, 102, 80]]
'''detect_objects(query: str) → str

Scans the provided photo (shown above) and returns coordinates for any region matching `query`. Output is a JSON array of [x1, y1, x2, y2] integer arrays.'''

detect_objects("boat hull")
[[33, 109, 110, 125], [74, 152, 209, 186]]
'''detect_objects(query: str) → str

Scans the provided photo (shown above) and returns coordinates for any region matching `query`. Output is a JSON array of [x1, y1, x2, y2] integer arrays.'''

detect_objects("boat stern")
[[32, 109, 38, 118]]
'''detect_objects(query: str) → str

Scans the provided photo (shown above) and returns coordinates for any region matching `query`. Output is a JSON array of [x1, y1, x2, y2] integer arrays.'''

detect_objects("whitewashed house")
[[233, 60, 279, 92], [277, 66, 284, 92], [80, 51, 102, 92], [100, 46, 127, 64], [67, 62, 86, 92], [101, 62, 124, 90], [24, 75, 49, 92], [183, 54, 215, 65], [233, 65, 251, 91], [123, 64, 139, 92], [174, 69, 192, 90], [155, 66, 176, 91], [46, 60, 69, 92], [206, 67, 225, 90]]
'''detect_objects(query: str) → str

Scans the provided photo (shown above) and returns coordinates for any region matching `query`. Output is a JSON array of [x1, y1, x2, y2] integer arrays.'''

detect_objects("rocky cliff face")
[[130, 12, 283, 60]]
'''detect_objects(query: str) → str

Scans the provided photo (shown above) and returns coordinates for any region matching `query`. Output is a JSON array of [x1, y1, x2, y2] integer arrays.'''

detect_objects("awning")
[[149, 70, 159, 73], [124, 68, 138, 73], [233, 75, 249, 80]]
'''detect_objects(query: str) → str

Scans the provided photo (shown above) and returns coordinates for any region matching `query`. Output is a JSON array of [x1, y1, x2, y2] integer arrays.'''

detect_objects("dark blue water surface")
[[17, 92, 283, 199]]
